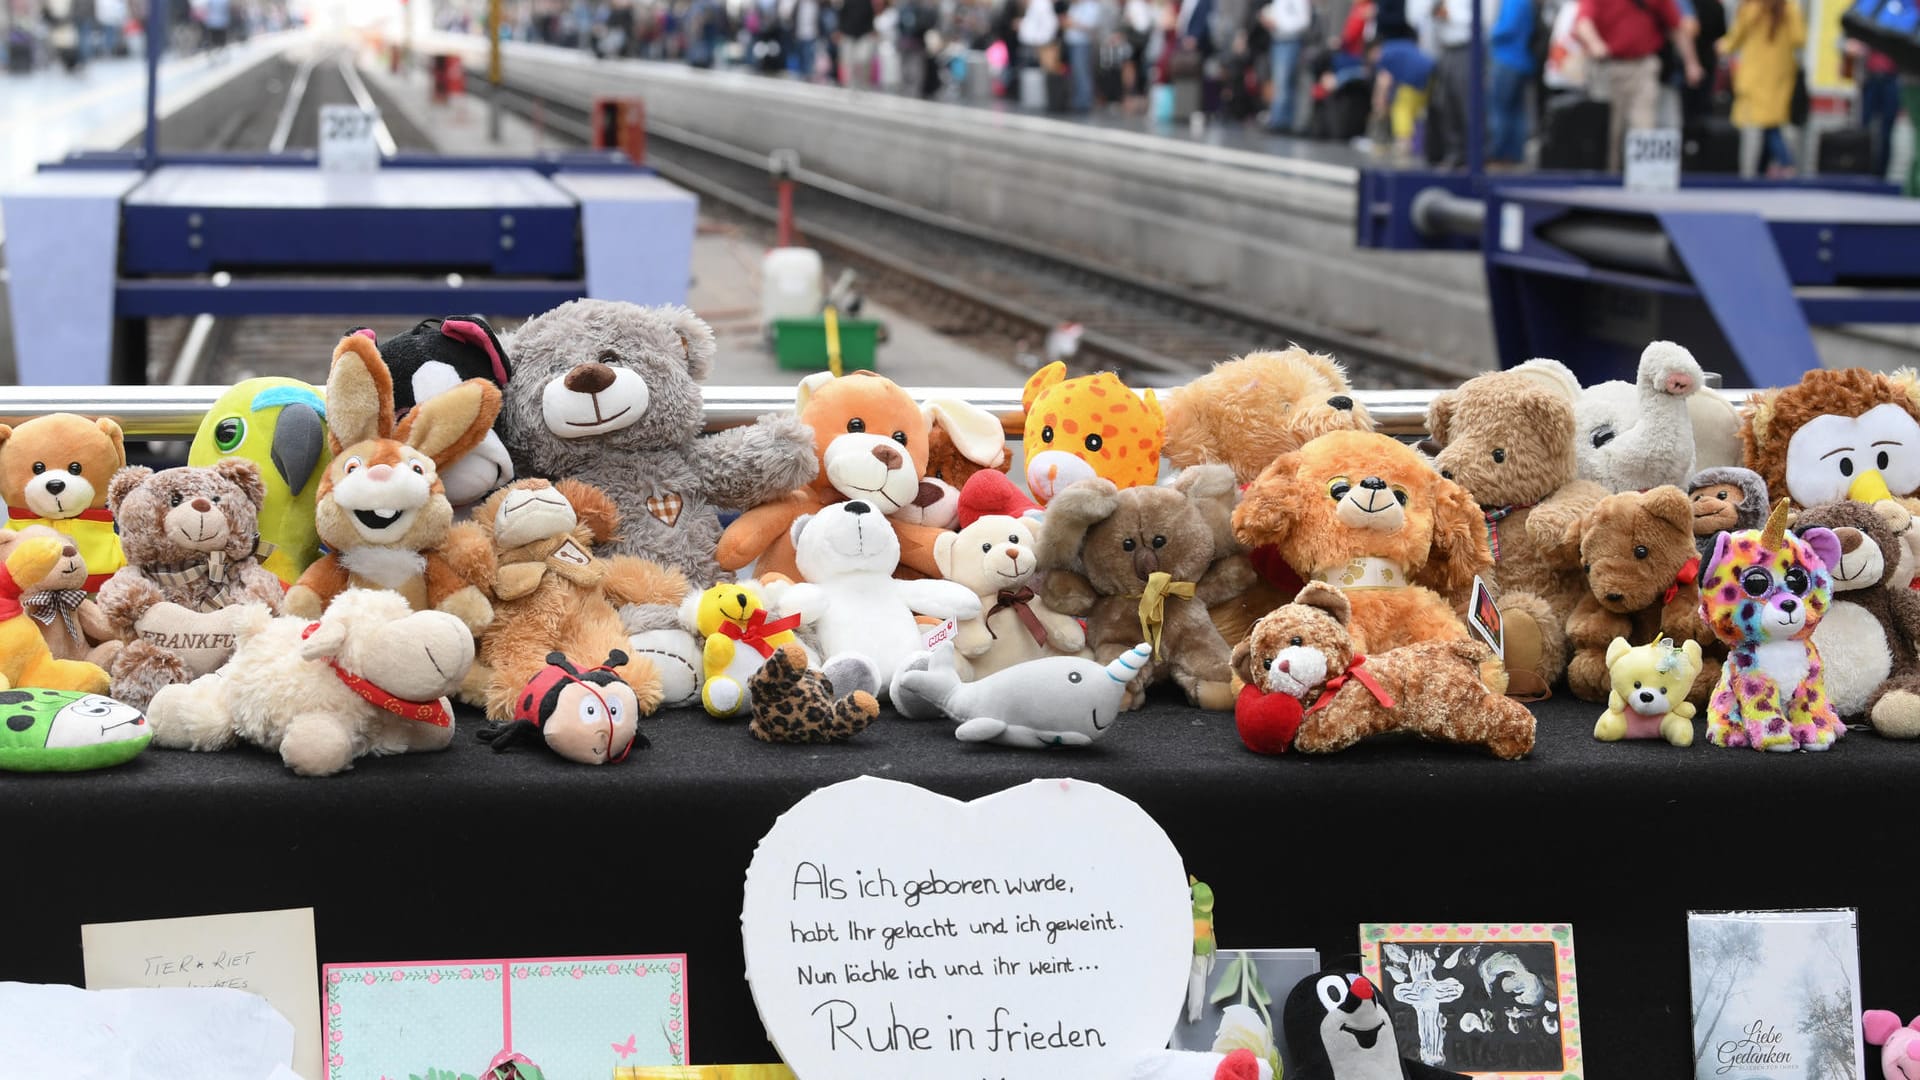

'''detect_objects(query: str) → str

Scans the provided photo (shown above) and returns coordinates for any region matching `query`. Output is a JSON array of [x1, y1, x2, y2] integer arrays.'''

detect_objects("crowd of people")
[[5, 0, 289, 75], [509, 0, 1915, 182]]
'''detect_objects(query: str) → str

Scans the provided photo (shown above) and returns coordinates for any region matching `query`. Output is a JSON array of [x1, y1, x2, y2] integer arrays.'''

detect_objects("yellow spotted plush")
[[1020, 361, 1165, 506], [682, 581, 805, 718]]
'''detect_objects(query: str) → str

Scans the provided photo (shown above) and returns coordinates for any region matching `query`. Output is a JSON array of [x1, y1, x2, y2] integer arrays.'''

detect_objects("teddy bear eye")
[[1152, 535, 1166, 548], [891, 431, 908, 445], [1122, 538, 1136, 551], [66, 462, 82, 475], [29, 462, 44, 475], [1741, 568, 1773, 597], [1784, 567, 1811, 595], [1634, 681, 1642, 689], [1327, 476, 1351, 501], [1634, 545, 1649, 559], [209, 495, 220, 503], [1041, 425, 1055, 444], [847, 418, 866, 434], [1393, 486, 1409, 506], [1009, 535, 1020, 544], [1263, 657, 1273, 668], [981, 542, 992, 553], [1290, 635, 1303, 646], [1492, 448, 1507, 464], [1084, 433, 1104, 452], [168, 493, 182, 508]]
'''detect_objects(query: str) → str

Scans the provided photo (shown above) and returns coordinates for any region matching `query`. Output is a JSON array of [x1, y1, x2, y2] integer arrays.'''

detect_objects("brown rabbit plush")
[[284, 333, 500, 632]]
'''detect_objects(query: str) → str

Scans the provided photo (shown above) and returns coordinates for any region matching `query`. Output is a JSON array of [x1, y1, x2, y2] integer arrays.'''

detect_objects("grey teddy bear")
[[498, 300, 819, 701]]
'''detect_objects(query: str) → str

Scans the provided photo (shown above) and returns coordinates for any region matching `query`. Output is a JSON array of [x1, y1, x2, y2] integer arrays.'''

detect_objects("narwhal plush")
[[891, 642, 1152, 747]]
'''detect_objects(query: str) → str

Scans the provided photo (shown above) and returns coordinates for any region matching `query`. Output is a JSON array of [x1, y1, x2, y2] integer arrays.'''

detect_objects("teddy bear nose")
[[1278, 658, 1291, 672], [845, 501, 872, 516], [1780, 598, 1798, 613], [1639, 690, 1655, 703], [871, 444, 903, 469], [564, 362, 617, 394], [1359, 477, 1388, 491], [1839, 528, 1864, 555], [1605, 592, 1625, 603], [60, 544, 76, 558], [190, 497, 212, 513], [735, 593, 749, 608], [43, 477, 65, 495], [1005, 546, 1021, 560], [1328, 395, 1354, 411]]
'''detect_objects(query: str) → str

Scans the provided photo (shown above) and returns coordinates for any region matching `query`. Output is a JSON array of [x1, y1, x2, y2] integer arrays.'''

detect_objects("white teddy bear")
[[774, 500, 981, 697], [933, 514, 1087, 681]]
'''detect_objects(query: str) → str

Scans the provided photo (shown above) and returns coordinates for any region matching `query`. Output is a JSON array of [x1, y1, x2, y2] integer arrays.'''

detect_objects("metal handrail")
[[0, 385, 1757, 439]]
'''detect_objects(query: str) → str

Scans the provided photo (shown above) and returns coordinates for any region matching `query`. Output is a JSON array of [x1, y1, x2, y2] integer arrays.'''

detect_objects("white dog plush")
[[147, 588, 474, 776], [933, 514, 1087, 680], [775, 500, 980, 697]]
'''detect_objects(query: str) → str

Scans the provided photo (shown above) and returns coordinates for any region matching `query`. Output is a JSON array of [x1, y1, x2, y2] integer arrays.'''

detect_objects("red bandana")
[[1306, 655, 1398, 714], [1662, 556, 1701, 607], [7, 506, 113, 523], [718, 609, 803, 659], [986, 586, 1050, 646], [302, 622, 452, 727]]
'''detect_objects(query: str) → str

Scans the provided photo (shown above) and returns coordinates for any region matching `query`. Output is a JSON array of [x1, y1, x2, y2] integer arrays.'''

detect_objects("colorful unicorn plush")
[[1698, 498, 1844, 751]]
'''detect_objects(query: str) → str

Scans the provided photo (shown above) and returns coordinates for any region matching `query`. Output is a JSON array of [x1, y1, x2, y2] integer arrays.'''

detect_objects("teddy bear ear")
[[1646, 486, 1694, 536], [1865, 1010, 1902, 1048], [1141, 387, 1164, 428], [553, 478, 621, 544], [1605, 637, 1631, 668], [1294, 580, 1351, 625], [932, 530, 959, 579], [925, 400, 1008, 469], [209, 458, 267, 509], [789, 513, 816, 552], [1425, 390, 1456, 446], [665, 305, 717, 383], [1228, 637, 1258, 689], [106, 466, 153, 516], [794, 370, 838, 414], [1021, 361, 1067, 412], [1230, 453, 1301, 550], [95, 418, 127, 471]]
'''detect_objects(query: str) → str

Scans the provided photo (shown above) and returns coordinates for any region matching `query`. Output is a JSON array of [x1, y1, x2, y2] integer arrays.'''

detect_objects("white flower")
[[1211, 1003, 1280, 1075]]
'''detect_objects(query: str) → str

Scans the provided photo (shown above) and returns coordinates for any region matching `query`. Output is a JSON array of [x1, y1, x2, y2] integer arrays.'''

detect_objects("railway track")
[[470, 68, 1474, 388]]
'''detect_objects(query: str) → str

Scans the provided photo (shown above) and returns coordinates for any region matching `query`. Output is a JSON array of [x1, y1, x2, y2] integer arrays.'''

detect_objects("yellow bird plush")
[[188, 378, 330, 587]]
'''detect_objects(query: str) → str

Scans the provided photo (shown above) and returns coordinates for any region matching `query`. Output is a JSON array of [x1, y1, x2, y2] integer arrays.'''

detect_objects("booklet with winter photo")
[[1689, 909, 1865, 1080]]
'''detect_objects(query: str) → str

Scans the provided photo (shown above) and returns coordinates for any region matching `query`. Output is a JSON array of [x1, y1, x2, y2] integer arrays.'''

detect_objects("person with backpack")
[[1487, 0, 1539, 163], [1260, 0, 1311, 130]]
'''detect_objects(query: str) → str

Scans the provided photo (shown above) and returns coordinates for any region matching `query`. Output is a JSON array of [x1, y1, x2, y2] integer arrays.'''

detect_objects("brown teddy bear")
[[1230, 581, 1534, 758], [1036, 465, 1255, 711], [0, 526, 120, 667], [1232, 430, 1496, 664], [1163, 349, 1376, 645], [1558, 486, 1720, 704], [1425, 361, 1608, 697], [0, 413, 129, 592], [442, 477, 686, 721], [97, 461, 285, 710]]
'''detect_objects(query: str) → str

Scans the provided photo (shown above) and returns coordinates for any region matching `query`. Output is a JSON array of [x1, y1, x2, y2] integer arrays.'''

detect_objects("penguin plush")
[[349, 315, 514, 508], [1282, 970, 1467, 1080]]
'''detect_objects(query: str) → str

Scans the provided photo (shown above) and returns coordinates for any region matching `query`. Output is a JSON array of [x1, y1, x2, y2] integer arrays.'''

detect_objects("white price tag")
[[318, 104, 381, 173], [1623, 128, 1680, 192], [1499, 201, 1525, 252]]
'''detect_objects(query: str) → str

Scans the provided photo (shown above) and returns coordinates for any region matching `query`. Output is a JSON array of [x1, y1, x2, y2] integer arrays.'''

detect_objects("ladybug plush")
[[477, 650, 647, 765]]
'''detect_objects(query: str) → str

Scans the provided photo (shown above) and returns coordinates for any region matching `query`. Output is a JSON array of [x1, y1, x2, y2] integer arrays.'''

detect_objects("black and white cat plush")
[[1282, 970, 1467, 1080], [349, 315, 514, 508]]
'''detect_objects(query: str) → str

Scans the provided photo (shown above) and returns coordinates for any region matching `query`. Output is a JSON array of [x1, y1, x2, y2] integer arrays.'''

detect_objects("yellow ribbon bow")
[[1135, 570, 1197, 660]]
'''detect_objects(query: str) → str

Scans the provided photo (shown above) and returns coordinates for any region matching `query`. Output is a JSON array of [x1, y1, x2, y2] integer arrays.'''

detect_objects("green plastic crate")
[[772, 316, 880, 372]]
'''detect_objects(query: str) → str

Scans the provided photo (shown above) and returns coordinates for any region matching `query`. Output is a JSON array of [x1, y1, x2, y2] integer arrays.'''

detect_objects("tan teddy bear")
[[933, 514, 1087, 681], [0, 526, 120, 668]]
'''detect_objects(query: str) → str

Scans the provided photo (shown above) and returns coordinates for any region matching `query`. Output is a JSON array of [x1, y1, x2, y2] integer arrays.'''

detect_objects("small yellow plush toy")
[[1021, 361, 1165, 506], [0, 536, 111, 694], [1596, 636, 1703, 746], [683, 581, 806, 718]]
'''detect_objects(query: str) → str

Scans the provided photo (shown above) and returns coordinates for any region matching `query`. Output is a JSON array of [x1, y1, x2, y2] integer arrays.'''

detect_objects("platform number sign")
[[319, 105, 381, 173], [1624, 128, 1680, 193]]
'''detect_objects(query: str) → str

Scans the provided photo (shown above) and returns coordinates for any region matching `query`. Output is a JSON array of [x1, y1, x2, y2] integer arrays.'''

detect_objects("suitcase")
[[1682, 118, 1740, 173], [1311, 78, 1370, 140], [1539, 95, 1611, 171], [1818, 127, 1876, 174], [1020, 66, 1048, 109], [1046, 70, 1071, 112]]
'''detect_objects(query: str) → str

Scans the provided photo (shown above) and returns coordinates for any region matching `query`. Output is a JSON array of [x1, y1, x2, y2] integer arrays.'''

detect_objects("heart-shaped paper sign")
[[742, 777, 1190, 1080]]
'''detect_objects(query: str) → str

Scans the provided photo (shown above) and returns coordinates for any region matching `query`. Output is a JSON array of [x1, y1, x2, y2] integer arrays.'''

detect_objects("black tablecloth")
[[4, 690, 1910, 1075]]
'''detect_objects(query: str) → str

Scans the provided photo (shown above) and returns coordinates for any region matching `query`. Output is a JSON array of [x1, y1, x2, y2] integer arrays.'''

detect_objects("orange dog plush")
[[1232, 431, 1495, 662], [716, 372, 1002, 581], [1020, 362, 1165, 505]]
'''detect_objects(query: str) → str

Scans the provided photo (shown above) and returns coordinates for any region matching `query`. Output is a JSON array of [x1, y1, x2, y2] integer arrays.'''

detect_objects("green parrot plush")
[[0, 688, 149, 771], [189, 378, 330, 588]]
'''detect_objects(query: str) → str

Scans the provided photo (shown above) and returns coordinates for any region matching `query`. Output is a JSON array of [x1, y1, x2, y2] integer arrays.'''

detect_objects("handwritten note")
[[83, 906, 320, 1079], [741, 777, 1190, 1080]]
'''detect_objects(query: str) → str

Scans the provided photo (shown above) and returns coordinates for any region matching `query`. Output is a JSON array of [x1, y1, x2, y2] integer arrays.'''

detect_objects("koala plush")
[[933, 515, 1087, 681], [96, 462, 285, 710]]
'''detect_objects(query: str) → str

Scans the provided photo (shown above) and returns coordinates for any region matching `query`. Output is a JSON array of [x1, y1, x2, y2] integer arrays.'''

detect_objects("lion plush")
[[441, 478, 684, 722], [1559, 486, 1721, 705], [1232, 431, 1495, 664], [1036, 466, 1254, 710], [1230, 581, 1534, 759], [1741, 367, 1920, 511]]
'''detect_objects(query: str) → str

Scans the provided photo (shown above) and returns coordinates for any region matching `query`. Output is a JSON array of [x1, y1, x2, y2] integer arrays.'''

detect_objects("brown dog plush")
[[0, 526, 120, 668], [1426, 361, 1608, 696], [1036, 465, 1255, 710], [443, 478, 684, 722], [1559, 486, 1721, 704], [1231, 582, 1535, 758], [896, 400, 1014, 530], [1233, 430, 1495, 664]]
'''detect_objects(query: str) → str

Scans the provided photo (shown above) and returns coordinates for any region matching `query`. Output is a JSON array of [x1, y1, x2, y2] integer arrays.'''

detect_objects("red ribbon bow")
[[1306, 654, 1398, 714], [718, 608, 803, 659], [1663, 556, 1701, 607], [986, 586, 1050, 646], [302, 622, 452, 727]]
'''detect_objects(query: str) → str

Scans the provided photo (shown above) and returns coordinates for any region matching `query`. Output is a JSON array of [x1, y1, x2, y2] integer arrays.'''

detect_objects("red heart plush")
[[1215, 1048, 1263, 1080], [1235, 684, 1302, 754]]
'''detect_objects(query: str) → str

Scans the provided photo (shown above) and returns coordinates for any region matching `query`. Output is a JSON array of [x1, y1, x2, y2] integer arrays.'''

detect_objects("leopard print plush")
[[1699, 504, 1844, 752], [747, 644, 878, 744]]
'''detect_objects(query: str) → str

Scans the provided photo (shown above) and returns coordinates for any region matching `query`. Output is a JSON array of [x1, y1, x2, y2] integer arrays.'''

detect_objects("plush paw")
[[1191, 679, 1235, 713], [704, 676, 746, 718], [1661, 714, 1695, 747], [437, 586, 494, 634], [278, 713, 357, 777], [1871, 689, 1920, 739], [1593, 711, 1627, 742], [627, 628, 701, 706], [822, 653, 881, 700]]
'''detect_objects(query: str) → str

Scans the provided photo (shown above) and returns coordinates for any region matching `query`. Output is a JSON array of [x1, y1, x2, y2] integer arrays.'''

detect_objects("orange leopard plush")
[[1232, 431, 1496, 665], [1020, 362, 1165, 505]]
